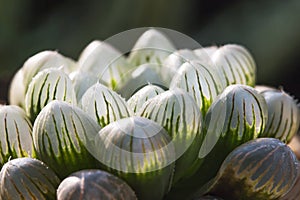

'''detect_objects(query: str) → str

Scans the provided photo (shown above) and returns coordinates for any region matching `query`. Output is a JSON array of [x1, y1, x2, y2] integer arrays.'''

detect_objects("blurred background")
[[0, 0, 299, 103]]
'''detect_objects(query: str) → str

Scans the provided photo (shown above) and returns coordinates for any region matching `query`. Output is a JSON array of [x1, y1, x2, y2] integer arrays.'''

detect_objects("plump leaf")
[[127, 84, 165, 113], [257, 87, 300, 143], [199, 138, 298, 200], [212, 44, 256, 87], [77, 40, 132, 90], [33, 100, 101, 179], [57, 169, 137, 200], [80, 82, 132, 127], [0, 158, 60, 200], [25, 68, 77, 121], [139, 88, 203, 184], [128, 28, 176, 66], [93, 116, 175, 200], [170, 61, 225, 115], [0, 105, 36, 168]]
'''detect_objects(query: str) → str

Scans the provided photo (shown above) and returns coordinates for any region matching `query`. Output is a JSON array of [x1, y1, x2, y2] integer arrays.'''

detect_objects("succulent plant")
[[69, 70, 98, 101], [4, 27, 300, 200], [170, 60, 225, 115], [212, 44, 256, 87], [80, 82, 132, 127], [0, 105, 35, 168], [92, 116, 175, 200], [138, 88, 203, 184], [116, 63, 166, 99], [0, 157, 60, 200], [257, 88, 300, 143], [33, 100, 101, 179], [161, 49, 200, 85], [199, 138, 299, 200], [57, 169, 137, 200], [22, 50, 77, 92], [127, 84, 165, 113], [128, 28, 176, 66], [77, 40, 131, 90], [25, 68, 77, 121]]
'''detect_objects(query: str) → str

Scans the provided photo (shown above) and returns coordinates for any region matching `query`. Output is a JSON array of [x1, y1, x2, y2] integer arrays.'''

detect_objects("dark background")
[[0, 0, 299, 103]]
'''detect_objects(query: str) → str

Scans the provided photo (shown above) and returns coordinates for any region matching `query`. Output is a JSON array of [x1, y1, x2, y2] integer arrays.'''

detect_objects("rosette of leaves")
[[69, 70, 98, 101], [0, 157, 60, 200], [212, 44, 256, 87], [128, 28, 176, 66], [57, 169, 137, 200], [161, 49, 200, 85], [32, 100, 101, 179], [80, 82, 132, 127], [183, 84, 268, 190], [257, 88, 300, 143], [116, 63, 165, 99], [25, 68, 77, 122], [127, 84, 165, 113], [0, 105, 35, 168], [93, 116, 175, 200], [77, 40, 132, 90], [22, 50, 77, 93], [170, 60, 225, 115], [138, 88, 203, 184], [198, 138, 298, 200]]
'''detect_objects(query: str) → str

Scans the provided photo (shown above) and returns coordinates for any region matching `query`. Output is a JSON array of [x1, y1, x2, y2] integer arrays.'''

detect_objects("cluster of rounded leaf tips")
[[0, 27, 299, 200]]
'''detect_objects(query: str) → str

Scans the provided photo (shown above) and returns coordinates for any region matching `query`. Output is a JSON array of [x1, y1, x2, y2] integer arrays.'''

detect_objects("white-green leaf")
[[209, 84, 267, 141], [199, 84, 268, 159], [22, 50, 77, 92], [25, 68, 77, 121], [0, 157, 60, 200], [116, 63, 165, 99], [93, 116, 175, 200], [77, 40, 131, 90], [190, 84, 268, 189], [69, 70, 98, 102], [161, 49, 200, 85], [258, 88, 300, 142], [8, 68, 26, 108], [127, 84, 165, 113], [128, 28, 176, 66], [138, 88, 203, 183], [212, 44, 256, 87], [0, 105, 35, 167], [80, 82, 132, 127], [33, 100, 101, 178], [170, 61, 225, 115]]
